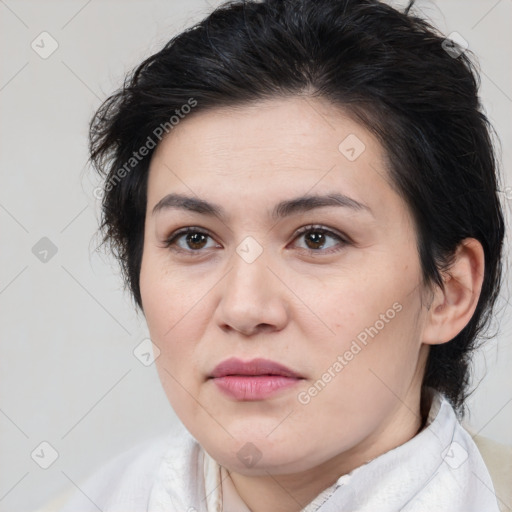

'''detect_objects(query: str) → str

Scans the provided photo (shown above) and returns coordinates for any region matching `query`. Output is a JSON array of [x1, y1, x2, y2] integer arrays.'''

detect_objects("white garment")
[[59, 390, 500, 512]]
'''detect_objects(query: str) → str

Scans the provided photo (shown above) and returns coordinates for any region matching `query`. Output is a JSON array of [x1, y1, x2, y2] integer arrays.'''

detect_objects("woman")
[[60, 0, 506, 510]]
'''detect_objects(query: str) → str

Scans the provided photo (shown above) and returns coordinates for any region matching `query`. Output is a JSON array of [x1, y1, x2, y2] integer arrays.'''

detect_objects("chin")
[[199, 431, 319, 476]]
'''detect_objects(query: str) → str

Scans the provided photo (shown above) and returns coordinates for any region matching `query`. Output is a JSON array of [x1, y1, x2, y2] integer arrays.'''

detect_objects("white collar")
[[153, 389, 500, 511]]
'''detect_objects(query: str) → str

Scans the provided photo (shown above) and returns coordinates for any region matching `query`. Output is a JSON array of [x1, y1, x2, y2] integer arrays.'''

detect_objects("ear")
[[422, 238, 485, 345]]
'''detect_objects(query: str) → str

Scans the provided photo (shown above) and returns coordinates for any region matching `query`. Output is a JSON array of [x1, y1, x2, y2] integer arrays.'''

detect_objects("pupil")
[[306, 232, 324, 249]]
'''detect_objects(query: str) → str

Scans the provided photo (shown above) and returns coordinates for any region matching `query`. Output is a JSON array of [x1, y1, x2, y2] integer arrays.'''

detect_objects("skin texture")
[[139, 96, 485, 512]]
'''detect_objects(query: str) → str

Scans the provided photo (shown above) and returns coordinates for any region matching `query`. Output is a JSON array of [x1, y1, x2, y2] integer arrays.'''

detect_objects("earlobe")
[[422, 238, 485, 346]]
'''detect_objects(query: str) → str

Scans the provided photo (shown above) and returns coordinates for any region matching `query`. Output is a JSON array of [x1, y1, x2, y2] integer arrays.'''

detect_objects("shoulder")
[[405, 393, 503, 511], [46, 430, 184, 512], [467, 431, 512, 512]]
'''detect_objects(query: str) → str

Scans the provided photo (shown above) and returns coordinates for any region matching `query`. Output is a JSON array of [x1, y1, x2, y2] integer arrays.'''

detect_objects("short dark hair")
[[89, 0, 505, 416]]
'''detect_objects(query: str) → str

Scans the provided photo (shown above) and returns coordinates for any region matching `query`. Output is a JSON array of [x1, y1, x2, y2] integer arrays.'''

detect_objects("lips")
[[210, 357, 302, 379], [209, 357, 303, 401]]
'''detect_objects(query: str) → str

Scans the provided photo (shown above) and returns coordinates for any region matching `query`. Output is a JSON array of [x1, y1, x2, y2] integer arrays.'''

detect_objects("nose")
[[215, 247, 289, 337]]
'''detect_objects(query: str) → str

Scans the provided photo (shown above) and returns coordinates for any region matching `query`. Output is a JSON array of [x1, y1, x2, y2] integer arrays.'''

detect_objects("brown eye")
[[163, 227, 219, 253], [292, 225, 349, 254], [185, 232, 208, 250], [304, 231, 327, 250]]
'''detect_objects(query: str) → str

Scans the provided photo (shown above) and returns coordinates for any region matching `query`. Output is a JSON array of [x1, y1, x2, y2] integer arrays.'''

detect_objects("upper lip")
[[209, 357, 302, 379]]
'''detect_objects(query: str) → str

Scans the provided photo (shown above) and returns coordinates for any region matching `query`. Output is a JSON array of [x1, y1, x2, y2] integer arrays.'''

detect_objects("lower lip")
[[211, 375, 301, 400]]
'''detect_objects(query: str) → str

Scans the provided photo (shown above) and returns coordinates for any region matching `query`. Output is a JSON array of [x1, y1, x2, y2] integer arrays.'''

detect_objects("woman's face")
[[140, 96, 431, 476]]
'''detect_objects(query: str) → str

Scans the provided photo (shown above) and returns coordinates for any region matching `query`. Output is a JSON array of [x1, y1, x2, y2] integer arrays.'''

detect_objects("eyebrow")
[[151, 192, 372, 220]]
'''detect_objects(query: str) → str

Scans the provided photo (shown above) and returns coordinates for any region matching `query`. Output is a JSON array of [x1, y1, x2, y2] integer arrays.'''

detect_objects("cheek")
[[139, 255, 215, 387], [140, 254, 201, 338], [307, 269, 423, 384], [146, 281, 208, 419], [307, 272, 404, 342]]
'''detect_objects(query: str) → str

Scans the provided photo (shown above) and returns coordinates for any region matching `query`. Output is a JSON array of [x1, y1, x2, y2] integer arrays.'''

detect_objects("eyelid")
[[291, 224, 351, 244]]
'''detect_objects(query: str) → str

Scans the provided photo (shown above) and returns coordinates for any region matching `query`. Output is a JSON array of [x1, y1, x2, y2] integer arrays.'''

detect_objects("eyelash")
[[162, 225, 350, 256]]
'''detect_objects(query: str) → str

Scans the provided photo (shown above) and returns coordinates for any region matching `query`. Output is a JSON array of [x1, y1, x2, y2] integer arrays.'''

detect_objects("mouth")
[[208, 357, 304, 401]]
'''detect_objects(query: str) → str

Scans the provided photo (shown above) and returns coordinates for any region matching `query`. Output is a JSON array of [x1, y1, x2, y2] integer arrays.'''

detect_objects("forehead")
[[153, 96, 384, 168], [151, 96, 382, 163], [146, 96, 396, 216]]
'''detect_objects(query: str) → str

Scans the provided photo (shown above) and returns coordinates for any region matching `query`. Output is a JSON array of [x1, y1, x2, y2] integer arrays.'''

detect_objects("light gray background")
[[1, 1, 511, 511]]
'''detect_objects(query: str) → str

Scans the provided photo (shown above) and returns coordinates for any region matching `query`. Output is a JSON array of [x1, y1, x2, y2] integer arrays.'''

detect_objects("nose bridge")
[[226, 241, 272, 303], [217, 239, 288, 334]]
